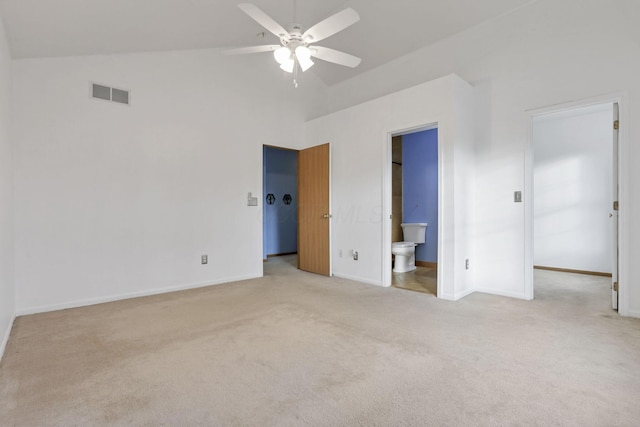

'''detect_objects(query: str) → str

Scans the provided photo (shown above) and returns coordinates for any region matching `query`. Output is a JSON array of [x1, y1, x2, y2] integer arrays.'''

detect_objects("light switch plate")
[[514, 191, 522, 203]]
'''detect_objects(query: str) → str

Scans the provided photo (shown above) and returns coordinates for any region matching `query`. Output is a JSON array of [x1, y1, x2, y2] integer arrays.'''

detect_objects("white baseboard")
[[332, 272, 385, 287], [475, 287, 530, 300], [0, 314, 16, 363], [16, 274, 262, 316], [625, 309, 640, 319], [454, 288, 476, 300]]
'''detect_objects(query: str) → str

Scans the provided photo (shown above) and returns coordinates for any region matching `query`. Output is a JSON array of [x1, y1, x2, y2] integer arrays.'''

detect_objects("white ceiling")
[[0, 0, 537, 86]]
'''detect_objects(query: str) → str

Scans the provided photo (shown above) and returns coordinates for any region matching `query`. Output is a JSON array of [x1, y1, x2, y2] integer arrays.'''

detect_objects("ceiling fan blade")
[[310, 46, 361, 68], [238, 3, 290, 39], [302, 8, 360, 43], [223, 45, 281, 55]]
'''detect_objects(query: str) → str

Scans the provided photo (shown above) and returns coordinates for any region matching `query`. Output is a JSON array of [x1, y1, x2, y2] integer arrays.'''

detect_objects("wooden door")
[[298, 143, 330, 276]]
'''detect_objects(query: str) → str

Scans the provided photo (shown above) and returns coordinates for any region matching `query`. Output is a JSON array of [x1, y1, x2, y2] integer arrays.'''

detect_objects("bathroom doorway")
[[390, 128, 439, 295], [262, 145, 299, 262]]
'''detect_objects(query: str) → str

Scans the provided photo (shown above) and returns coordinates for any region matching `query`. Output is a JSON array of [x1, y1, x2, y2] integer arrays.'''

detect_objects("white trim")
[[333, 272, 384, 287], [626, 310, 640, 319], [525, 92, 628, 313], [16, 274, 261, 316], [454, 288, 476, 300], [0, 314, 16, 363], [616, 97, 631, 317], [328, 143, 333, 277], [382, 132, 392, 287], [476, 288, 529, 300]]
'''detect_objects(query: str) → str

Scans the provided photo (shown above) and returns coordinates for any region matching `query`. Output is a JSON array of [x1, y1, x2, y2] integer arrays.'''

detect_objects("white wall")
[[12, 49, 328, 314], [533, 104, 613, 274], [0, 15, 14, 360], [323, 0, 640, 316], [305, 74, 476, 300]]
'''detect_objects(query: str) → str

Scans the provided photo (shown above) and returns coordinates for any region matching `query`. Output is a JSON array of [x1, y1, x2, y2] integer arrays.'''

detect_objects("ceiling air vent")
[[91, 83, 130, 105]]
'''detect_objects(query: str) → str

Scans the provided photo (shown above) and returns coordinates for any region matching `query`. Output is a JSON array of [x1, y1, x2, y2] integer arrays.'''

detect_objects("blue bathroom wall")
[[402, 129, 438, 263], [263, 146, 298, 258]]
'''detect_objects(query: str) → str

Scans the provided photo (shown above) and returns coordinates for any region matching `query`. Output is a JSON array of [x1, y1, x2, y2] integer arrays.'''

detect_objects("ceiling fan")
[[224, 3, 362, 86]]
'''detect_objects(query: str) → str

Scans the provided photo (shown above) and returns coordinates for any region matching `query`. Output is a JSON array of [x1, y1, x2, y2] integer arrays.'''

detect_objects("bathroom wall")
[[263, 146, 298, 258], [402, 129, 438, 263], [391, 136, 403, 243]]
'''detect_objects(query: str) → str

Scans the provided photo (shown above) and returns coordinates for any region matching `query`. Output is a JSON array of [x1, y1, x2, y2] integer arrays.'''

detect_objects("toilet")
[[392, 223, 428, 273]]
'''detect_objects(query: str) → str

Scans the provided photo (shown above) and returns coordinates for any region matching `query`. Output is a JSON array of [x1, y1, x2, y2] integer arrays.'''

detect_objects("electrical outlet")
[[201, 254, 208, 265], [465, 259, 469, 270], [353, 251, 359, 261], [339, 249, 343, 258]]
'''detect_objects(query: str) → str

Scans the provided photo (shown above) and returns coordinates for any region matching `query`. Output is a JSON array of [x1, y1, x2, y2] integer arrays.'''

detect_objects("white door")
[[611, 102, 619, 310]]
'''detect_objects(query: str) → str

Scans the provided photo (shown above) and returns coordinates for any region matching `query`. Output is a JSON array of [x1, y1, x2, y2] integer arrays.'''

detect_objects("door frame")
[[524, 92, 629, 315], [382, 122, 441, 296]]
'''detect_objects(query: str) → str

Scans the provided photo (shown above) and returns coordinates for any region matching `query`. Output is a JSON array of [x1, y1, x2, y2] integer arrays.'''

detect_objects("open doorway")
[[531, 102, 618, 309], [262, 145, 299, 263], [390, 127, 439, 295]]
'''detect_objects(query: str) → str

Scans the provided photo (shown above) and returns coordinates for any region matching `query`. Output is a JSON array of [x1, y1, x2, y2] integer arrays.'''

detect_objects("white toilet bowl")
[[392, 223, 428, 273], [392, 242, 417, 273]]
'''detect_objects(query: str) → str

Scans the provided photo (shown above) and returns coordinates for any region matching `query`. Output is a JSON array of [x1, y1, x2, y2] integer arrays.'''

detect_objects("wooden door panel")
[[298, 143, 330, 276]]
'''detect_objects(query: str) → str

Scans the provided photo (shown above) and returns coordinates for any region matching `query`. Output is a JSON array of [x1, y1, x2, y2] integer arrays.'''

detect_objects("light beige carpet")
[[1, 256, 640, 426]]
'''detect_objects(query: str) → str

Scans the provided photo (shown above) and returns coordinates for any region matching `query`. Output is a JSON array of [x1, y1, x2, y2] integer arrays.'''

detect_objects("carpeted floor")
[[1, 256, 640, 426]]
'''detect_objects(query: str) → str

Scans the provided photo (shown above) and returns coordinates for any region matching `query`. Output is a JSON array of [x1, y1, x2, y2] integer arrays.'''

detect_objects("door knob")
[[323, 214, 332, 219]]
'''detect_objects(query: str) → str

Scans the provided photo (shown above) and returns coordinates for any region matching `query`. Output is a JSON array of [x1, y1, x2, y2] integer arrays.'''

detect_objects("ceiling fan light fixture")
[[232, 3, 362, 86], [274, 46, 292, 65], [280, 59, 295, 73], [295, 46, 314, 72]]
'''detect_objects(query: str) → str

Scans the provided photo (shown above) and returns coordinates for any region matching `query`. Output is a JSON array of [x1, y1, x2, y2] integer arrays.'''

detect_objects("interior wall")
[[12, 49, 328, 314], [324, 0, 640, 315], [305, 74, 476, 300], [0, 16, 14, 359], [533, 105, 613, 274], [263, 146, 298, 257], [402, 129, 438, 263]]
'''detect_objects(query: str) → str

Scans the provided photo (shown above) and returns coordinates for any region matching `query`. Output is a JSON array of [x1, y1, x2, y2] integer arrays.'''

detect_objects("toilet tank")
[[401, 223, 428, 244]]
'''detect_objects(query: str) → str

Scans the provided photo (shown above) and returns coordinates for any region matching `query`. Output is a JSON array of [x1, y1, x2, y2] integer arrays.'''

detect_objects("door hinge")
[[614, 120, 619, 130], [613, 282, 619, 292], [613, 201, 619, 211]]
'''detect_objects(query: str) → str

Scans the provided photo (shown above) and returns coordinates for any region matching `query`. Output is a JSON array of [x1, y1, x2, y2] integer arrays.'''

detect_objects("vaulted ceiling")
[[0, 0, 537, 86]]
